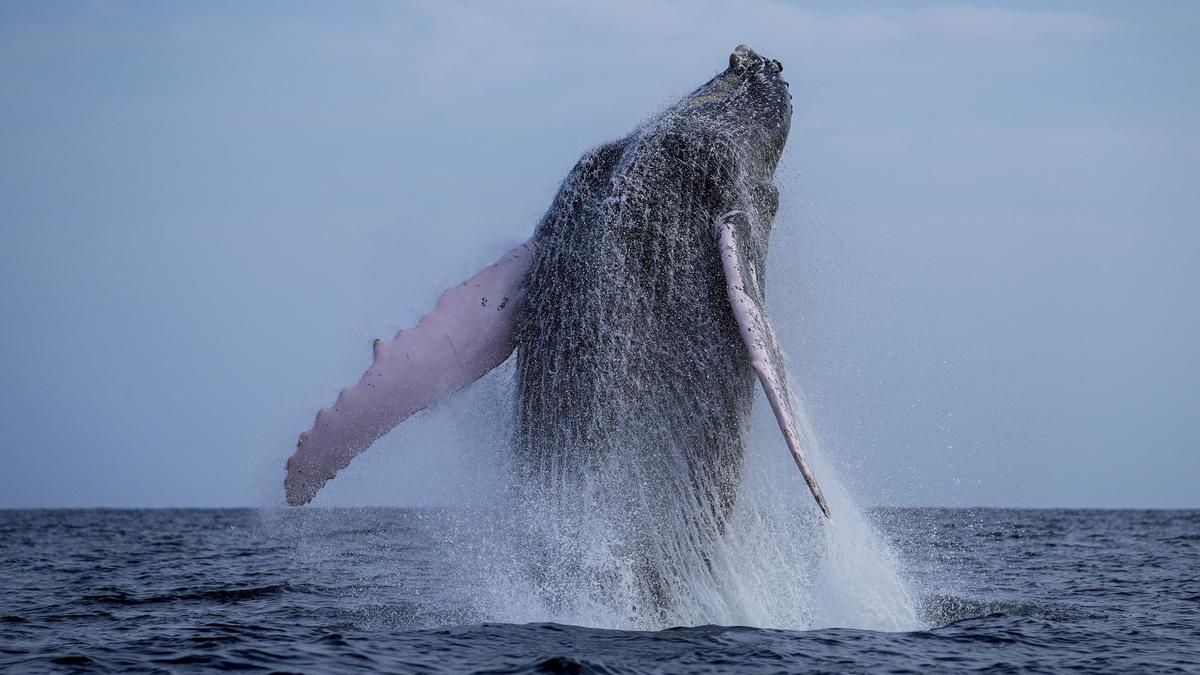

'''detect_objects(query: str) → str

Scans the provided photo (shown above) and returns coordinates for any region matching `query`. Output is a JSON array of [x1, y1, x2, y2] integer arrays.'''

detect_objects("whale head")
[[672, 44, 793, 176]]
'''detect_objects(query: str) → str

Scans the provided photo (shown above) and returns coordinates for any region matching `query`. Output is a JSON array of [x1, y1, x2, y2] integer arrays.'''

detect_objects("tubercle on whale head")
[[682, 44, 791, 109], [729, 44, 784, 77]]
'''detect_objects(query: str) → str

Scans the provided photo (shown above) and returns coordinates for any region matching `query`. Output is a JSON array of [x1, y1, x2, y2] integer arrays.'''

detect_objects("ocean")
[[1, 507, 1196, 673]]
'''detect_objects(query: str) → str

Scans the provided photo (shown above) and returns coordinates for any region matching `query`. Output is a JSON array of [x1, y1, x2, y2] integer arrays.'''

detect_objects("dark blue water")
[[1, 508, 1197, 673]]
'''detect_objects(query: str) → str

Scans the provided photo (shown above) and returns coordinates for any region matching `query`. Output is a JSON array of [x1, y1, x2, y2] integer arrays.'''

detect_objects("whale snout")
[[729, 44, 784, 76]]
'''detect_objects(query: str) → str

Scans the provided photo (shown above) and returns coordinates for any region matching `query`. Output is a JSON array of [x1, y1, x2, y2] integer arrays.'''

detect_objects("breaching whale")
[[284, 45, 829, 525]]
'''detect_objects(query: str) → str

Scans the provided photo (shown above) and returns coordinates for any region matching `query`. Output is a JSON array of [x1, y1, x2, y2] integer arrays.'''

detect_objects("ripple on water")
[[0, 508, 1196, 673]]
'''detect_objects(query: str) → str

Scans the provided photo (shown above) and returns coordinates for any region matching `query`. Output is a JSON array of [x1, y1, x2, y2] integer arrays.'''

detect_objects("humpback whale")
[[284, 46, 829, 531]]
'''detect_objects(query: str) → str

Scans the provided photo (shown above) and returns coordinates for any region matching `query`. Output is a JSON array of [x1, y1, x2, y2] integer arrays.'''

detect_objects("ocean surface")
[[1, 508, 1197, 673]]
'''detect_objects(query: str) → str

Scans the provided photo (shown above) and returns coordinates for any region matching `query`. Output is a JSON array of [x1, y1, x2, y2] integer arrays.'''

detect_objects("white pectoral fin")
[[714, 211, 830, 518], [284, 240, 535, 506]]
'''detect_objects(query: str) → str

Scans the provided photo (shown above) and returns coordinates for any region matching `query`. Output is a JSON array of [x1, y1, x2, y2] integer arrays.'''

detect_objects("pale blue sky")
[[1, 2, 1196, 508]]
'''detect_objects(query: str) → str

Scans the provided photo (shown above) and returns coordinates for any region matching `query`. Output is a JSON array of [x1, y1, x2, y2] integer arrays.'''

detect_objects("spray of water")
[[432, 354, 922, 632]]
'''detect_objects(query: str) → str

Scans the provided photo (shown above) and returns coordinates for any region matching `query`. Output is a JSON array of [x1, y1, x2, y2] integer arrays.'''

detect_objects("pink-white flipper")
[[714, 211, 831, 518], [285, 241, 535, 506]]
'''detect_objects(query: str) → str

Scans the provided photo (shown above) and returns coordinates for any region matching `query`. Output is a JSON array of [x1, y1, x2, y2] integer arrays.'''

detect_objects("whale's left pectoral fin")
[[284, 241, 535, 506], [714, 211, 830, 518]]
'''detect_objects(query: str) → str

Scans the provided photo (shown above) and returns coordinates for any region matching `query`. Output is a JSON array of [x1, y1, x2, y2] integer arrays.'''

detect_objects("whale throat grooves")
[[513, 122, 780, 608]]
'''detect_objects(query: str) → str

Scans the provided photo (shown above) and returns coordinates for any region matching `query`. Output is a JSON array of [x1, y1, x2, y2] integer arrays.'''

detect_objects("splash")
[[434, 358, 923, 632]]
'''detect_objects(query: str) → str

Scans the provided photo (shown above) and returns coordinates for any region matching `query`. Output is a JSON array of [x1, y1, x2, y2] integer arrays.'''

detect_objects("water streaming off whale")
[[427, 321, 922, 632], [473, 47, 915, 630]]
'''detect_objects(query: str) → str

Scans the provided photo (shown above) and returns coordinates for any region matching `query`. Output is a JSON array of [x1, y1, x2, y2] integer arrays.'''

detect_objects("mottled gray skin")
[[514, 45, 792, 540]]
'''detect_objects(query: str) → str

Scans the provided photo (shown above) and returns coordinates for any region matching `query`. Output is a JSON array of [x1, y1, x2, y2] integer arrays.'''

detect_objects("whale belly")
[[514, 182, 754, 525]]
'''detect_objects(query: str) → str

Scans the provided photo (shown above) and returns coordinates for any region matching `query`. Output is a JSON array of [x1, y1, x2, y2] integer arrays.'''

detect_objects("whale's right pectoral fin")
[[284, 240, 535, 506], [714, 211, 830, 518]]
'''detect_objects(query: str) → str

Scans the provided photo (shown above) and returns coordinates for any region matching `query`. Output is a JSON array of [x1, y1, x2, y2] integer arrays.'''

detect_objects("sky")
[[0, 1, 1196, 508]]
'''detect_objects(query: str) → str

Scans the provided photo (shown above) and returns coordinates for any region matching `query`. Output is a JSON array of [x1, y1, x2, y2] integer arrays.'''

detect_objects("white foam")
[[438, 375, 924, 632]]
